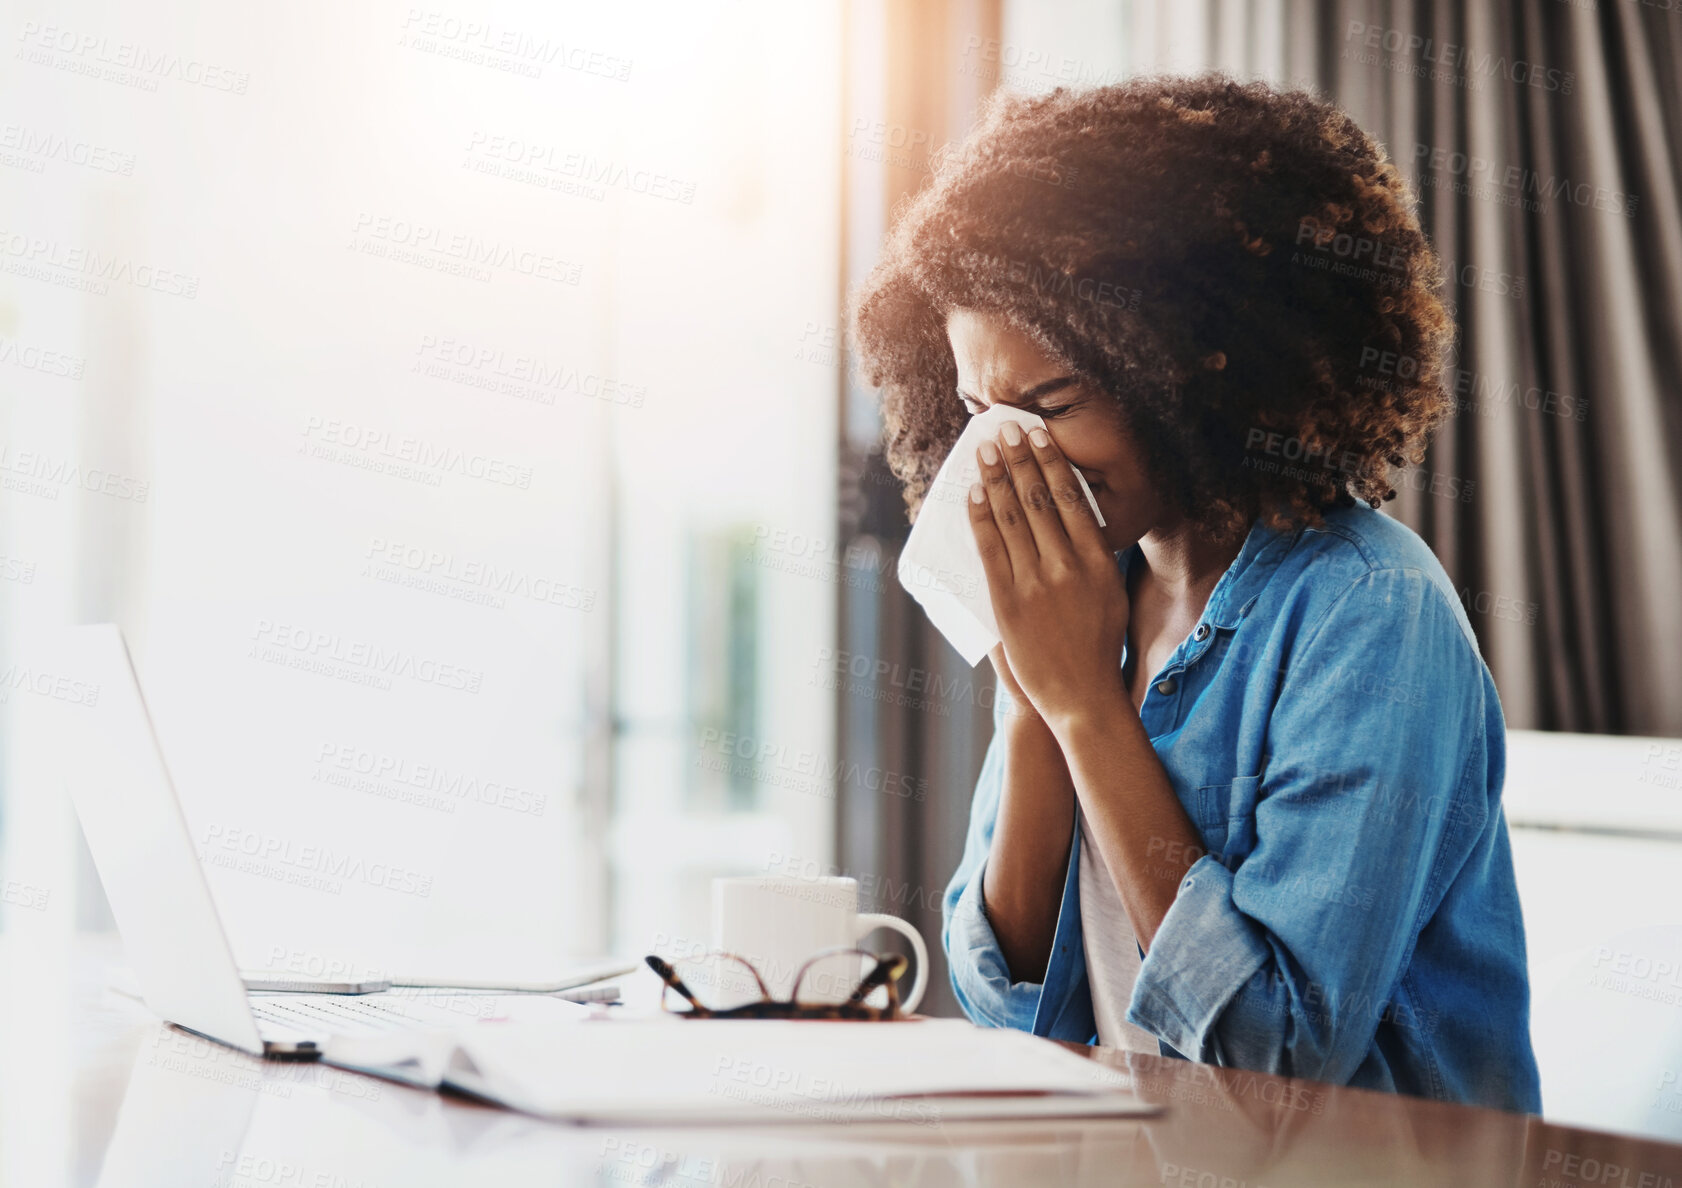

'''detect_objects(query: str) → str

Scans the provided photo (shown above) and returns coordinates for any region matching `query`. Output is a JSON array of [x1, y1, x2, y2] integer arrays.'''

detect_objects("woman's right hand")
[[988, 643, 1044, 730]]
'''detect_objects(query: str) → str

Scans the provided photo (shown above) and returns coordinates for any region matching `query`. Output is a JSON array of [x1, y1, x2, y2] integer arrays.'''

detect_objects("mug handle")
[[853, 912, 928, 1014]]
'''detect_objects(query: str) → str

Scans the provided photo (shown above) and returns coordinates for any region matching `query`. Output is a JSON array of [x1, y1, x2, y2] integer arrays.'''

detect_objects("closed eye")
[[959, 395, 1076, 419]]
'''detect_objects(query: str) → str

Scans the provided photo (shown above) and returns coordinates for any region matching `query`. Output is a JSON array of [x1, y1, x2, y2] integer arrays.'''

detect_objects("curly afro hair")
[[848, 73, 1456, 542]]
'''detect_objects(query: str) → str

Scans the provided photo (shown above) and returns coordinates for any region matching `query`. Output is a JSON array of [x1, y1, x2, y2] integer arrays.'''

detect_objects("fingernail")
[[1029, 427, 1050, 447], [999, 422, 1022, 446], [979, 440, 1000, 465], [969, 482, 985, 503]]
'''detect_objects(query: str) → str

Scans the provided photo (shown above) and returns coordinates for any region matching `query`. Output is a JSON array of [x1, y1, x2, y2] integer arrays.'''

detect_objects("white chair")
[[1504, 729, 1682, 1141]]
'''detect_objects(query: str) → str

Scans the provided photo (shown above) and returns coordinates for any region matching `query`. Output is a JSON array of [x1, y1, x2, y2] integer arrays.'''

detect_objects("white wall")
[[1505, 730, 1682, 1142], [0, 0, 839, 986]]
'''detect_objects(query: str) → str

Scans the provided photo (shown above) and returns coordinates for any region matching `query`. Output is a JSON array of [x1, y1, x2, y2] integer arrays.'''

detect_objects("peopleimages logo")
[[0, 229, 200, 297], [300, 416, 534, 489], [0, 663, 100, 707], [696, 730, 929, 803], [954, 247, 1141, 311], [1, 879, 51, 911], [200, 823, 434, 898], [1412, 144, 1637, 218], [348, 212, 583, 285], [0, 445, 149, 503], [397, 9, 632, 81], [15, 21, 251, 94], [313, 740, 547, 816], [249, 618, 485, 693], [1344, 21, 1574, 94], [364, 537, 596, 611], [0, 333, 85, 378], [463, 133, 694, 203], [414, 334, 646, 409], [0, 554, 37, 585], [0, 123, 136, 175]]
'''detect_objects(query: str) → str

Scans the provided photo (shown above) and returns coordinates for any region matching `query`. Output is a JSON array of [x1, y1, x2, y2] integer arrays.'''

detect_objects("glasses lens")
[[791, 948, 885, 1008], [666, 953, 768, 1012]]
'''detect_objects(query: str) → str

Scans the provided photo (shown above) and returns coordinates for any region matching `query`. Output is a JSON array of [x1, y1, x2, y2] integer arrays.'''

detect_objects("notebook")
[[322, 1015, 1158, 1125]]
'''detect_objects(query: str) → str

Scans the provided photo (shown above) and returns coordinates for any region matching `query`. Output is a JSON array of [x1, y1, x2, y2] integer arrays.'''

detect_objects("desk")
[[11, 939, 1682, 1188]]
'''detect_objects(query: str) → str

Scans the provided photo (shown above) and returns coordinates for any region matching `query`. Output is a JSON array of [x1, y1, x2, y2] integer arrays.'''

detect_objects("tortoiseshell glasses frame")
[[643, 946, 909, 1021]]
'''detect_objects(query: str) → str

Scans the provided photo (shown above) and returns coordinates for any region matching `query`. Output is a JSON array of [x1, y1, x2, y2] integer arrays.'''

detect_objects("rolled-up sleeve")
[[1126, 566, 1489, 1084], [941, 687, 1044, 1031]]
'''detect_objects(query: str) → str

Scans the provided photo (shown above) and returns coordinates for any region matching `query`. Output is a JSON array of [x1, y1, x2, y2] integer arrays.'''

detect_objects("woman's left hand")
[[968, 422, 1132, 731]]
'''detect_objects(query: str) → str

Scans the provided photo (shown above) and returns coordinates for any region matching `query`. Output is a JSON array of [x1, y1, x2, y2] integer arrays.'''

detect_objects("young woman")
[[849, 75, 1540, 1112]]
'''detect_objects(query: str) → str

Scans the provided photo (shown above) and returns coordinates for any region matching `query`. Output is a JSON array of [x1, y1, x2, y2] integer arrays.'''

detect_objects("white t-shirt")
[[1076, 802, 1162, 1053]]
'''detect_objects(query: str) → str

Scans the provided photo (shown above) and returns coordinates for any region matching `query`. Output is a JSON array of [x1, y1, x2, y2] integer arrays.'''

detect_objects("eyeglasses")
[[644, 947, 909, 1021]]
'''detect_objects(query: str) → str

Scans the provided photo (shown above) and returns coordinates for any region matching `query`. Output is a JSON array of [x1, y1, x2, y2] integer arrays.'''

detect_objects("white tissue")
[[896, 403, 1107, 667]]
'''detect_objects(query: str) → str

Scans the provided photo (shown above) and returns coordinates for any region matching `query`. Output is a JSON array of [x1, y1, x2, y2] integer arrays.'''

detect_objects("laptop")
[[47, 623, 632, 1058]]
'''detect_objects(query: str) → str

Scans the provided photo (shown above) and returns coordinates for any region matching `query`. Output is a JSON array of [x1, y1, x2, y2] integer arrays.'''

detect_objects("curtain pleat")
[[1150, 0, 1682, 735]]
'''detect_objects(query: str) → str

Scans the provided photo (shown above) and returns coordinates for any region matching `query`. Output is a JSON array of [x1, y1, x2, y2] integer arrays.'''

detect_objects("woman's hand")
[[969, 422, 1131, 732], [986, 642, 1032, 717], [986, 643, 1048, 731]]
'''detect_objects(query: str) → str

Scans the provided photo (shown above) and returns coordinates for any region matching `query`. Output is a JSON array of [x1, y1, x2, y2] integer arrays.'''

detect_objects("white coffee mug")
[[711, 875, 928, 1013]]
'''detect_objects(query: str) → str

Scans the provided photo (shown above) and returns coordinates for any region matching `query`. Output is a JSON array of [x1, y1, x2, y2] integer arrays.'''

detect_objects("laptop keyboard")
[[249, 994, 422, 1039]]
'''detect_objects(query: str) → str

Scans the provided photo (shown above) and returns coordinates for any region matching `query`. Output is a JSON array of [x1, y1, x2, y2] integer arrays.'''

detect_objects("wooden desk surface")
[[13, 939, 1682, 1188]]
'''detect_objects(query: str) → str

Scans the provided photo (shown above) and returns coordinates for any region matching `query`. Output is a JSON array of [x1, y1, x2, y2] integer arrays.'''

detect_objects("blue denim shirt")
[[941, 504, 1542, 1113]]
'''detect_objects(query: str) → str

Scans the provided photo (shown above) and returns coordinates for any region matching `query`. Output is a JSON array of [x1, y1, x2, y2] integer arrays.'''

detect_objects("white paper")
[[444, 1016, 1153, 1125], [320, 995, 592, 1087], [324, 1028, 464, 1088], [897, 404, 1107, 667]]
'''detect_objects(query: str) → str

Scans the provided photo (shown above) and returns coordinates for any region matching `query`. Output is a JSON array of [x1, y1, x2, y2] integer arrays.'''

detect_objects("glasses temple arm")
[[644, 954, 712, 1015], [844, 953, 907, 1008]]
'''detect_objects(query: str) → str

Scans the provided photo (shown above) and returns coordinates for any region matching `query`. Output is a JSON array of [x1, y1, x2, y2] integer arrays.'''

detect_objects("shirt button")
[[1193, 623, 1210, 642], [1156, 677, 1177, 696]]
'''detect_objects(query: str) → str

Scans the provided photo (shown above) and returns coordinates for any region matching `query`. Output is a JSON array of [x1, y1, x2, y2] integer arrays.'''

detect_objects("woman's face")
[[945, 307, 1165, 553]]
